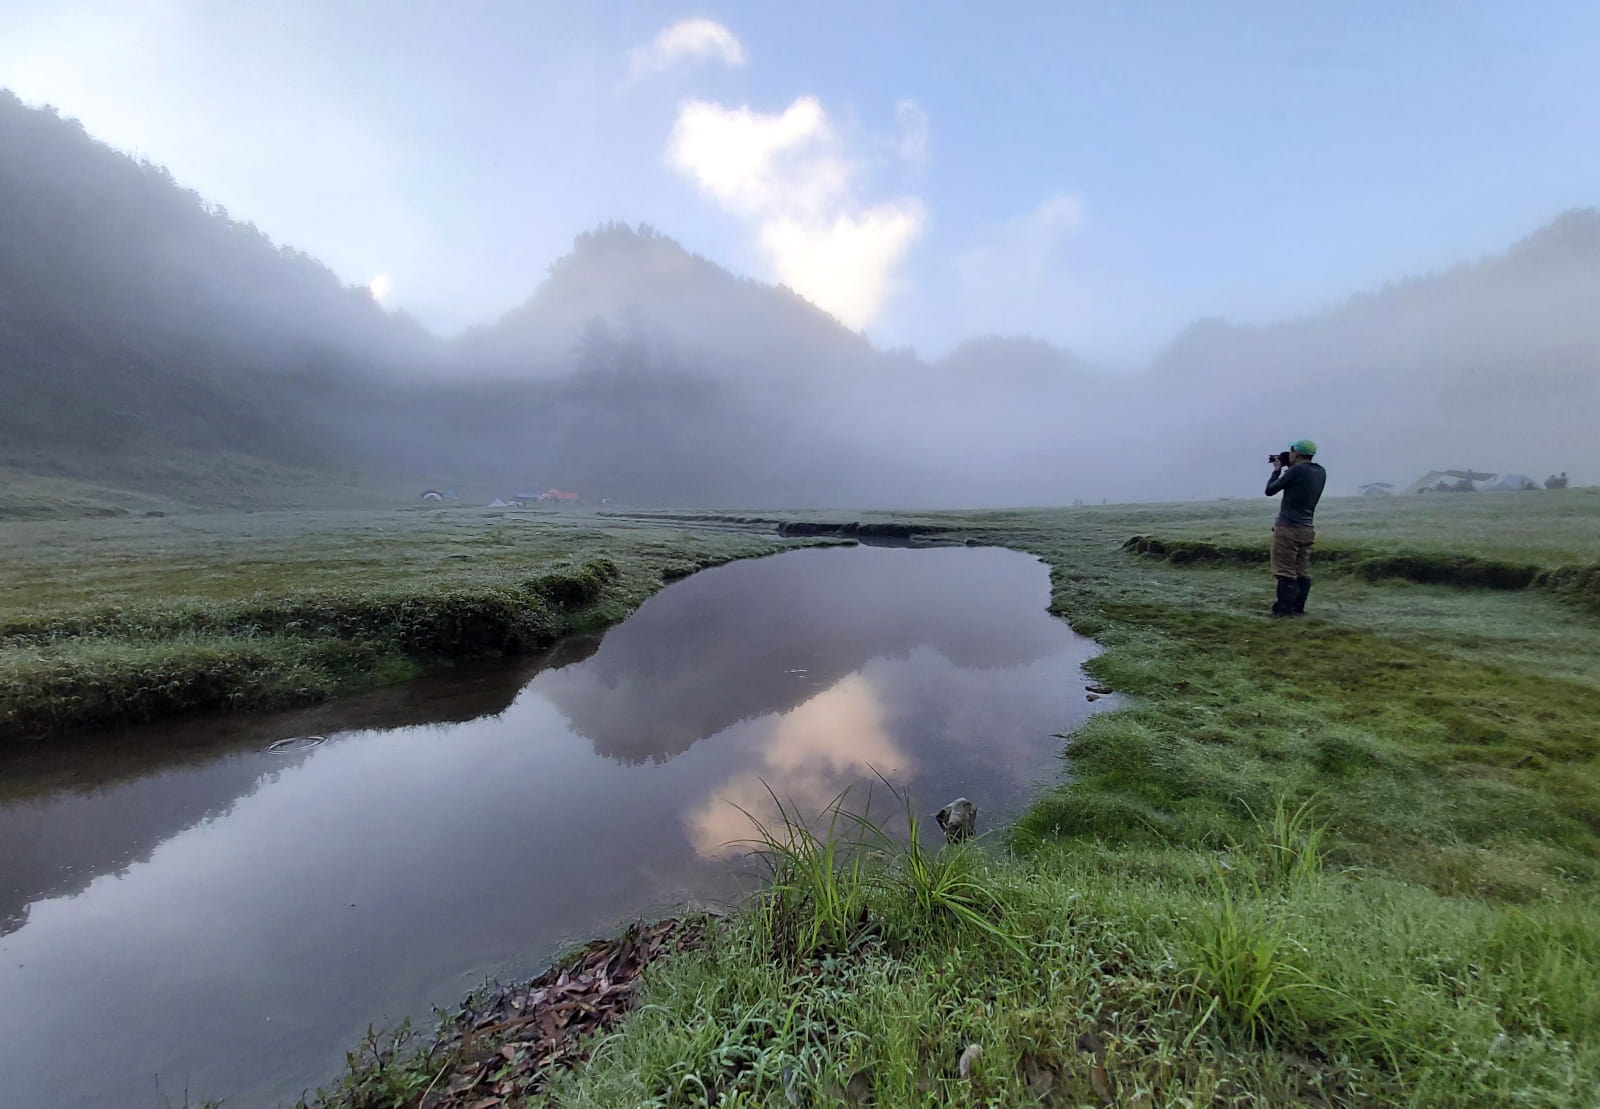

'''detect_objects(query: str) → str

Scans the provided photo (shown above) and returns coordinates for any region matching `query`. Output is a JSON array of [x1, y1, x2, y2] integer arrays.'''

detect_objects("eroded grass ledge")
[[0, 511, 806, 743]]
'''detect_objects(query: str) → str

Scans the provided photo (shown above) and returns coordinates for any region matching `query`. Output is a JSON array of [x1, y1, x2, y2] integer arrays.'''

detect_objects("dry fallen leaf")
[[1090, 1061, 1116, 1105], [409, 917, 711, 1105], [1021, 1053, 1058, 1098]]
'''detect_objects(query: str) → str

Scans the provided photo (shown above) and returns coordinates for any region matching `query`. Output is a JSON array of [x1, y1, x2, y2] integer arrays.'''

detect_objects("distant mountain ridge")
[[2, 89, 1596, 508], [1141, 208, 1600, 492], [458, 223, 876, 382], [1154, 208, 1600, 378]]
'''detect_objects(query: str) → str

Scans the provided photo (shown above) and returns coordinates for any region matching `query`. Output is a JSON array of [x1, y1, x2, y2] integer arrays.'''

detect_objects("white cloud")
[[368, 273, 393, 306], [667, 97, 842, 215], [628, 18, 746, 82], [760, 205, 925, 332], [951, 192, 1087, 335], [666, 96, 926, 330], [1024, 193, 1086, 238], [894, 99, 930, 164]]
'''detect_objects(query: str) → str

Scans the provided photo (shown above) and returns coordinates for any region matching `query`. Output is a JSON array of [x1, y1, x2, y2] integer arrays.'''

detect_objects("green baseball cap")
[[1289, 439, 1318, 456]]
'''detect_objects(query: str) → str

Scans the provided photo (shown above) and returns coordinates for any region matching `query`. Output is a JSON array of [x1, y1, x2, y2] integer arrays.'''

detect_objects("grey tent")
[[1483, 473, 1538, 491], [1407, 469, 1496, 494]]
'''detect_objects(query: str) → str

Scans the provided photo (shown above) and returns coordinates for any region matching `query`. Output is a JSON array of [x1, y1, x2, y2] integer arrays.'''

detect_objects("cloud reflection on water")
[[686, 673, 911, 858]]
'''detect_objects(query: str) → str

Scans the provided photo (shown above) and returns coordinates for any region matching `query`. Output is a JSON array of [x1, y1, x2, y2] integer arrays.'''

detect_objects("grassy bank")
[[0, 507, 809, 742], [306, 491, 1600, 1108], [11, 492, 1599, 1104]]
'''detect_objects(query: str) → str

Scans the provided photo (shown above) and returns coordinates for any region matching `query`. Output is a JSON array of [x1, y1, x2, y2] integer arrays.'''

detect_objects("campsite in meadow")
[[2, 5, 1599, 1107]]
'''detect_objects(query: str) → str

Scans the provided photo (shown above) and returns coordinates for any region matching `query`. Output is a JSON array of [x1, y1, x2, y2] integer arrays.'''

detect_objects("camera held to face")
[[1269, 450, 1291, 466]]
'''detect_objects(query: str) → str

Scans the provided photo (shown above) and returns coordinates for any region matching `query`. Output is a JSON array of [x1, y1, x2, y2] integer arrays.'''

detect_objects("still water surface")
[[0, 545, 1105, 1108]]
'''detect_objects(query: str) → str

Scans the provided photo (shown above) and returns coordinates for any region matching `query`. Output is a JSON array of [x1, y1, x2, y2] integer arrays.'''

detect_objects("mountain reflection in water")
[[539, 545, 1071, 764], [0, 545, 1106, 1109]]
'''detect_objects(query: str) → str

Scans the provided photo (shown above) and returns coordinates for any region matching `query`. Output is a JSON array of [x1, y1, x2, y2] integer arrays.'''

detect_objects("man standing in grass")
[[1265, 439, 1326, 617]]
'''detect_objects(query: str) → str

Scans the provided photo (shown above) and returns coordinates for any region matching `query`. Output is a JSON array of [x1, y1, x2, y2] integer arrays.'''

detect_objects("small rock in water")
[[936, 798, 977, 842], [263, 735, 326, 753], [1086, 692, 1101, 702], [1085, 683, 1115, 695]]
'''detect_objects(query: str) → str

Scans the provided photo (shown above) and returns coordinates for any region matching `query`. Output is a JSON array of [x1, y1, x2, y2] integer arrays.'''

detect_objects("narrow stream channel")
[[0, 545, 1109, 1108]]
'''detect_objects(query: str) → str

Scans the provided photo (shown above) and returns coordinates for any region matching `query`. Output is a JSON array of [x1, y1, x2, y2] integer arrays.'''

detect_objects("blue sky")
[[4, 0, 1598, 362]]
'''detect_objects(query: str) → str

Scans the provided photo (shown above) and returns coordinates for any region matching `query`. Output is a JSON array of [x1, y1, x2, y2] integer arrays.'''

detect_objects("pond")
[[0, 545, 1108, 1108]]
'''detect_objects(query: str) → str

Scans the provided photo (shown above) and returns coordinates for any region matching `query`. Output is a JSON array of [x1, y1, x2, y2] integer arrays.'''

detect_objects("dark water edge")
[[0, 648, 589, 938], [0, 555, 628, 744], [0, 545, 1108, 1109]]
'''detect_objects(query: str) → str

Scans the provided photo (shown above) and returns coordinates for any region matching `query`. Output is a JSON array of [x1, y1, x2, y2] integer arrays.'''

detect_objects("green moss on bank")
[[1123, 533, 1600, 598], [0, 510, 801, 742]]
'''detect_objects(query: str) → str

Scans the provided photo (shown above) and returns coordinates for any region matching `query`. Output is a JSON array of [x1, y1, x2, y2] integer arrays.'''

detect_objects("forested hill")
[[457, 223, 878, 382], [381, 212, 1600, 505], [2, 88, 1596, 509], [0, 91, 432, 499], [0, 92, 910, 506]]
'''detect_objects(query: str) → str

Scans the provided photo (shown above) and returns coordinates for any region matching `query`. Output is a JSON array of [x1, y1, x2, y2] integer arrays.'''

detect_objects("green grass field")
[[0, 506, 809, 741], [6, 490, 1599, 1106]]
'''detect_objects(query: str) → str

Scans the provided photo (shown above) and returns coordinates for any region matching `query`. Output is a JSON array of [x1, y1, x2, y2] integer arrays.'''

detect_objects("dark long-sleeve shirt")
[[1266, 461, 1326, 527]]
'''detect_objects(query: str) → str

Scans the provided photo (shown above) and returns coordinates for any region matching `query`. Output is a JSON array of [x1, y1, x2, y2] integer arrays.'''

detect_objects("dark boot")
[[1271, 576, 1297, 617], [1293, 577, 1311, 615]]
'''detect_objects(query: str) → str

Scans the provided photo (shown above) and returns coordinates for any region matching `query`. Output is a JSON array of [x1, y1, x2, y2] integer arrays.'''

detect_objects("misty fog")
[[2, 89, 1596, 510]]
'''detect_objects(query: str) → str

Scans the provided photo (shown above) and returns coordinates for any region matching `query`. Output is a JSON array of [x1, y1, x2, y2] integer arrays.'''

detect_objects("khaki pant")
[[1271, 523, 1315, 579]]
